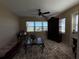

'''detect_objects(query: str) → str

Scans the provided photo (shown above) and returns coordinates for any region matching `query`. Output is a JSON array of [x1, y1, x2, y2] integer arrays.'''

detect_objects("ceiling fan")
[[28, 9, 59, 19], [37, 9, 50, 17]]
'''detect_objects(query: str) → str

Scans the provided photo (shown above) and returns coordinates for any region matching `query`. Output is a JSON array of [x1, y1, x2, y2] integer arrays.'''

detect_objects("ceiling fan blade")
[[41, 14, 47, 18], [43, 12, 50, 14]]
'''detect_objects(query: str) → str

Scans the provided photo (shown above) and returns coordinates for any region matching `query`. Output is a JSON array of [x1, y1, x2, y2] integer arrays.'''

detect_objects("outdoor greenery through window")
[[26, 21, 48, 32]]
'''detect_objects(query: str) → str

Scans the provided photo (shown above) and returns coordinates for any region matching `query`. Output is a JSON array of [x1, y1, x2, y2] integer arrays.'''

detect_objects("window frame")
[[26, 21, 48, 32]]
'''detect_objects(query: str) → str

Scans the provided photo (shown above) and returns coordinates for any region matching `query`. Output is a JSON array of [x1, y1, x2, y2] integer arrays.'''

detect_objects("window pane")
[[27, 27, 34, 32], [35, 22, 42, 26], [43, 22, 48, 26], [76, 15, 78, 25], [26, 22, 34, 26], [59, 18, 66, 33], [35, 26, 42, 32], [43, 27, 48, 31], [75, 15, 78, 32], [72, 14, 78, 32]]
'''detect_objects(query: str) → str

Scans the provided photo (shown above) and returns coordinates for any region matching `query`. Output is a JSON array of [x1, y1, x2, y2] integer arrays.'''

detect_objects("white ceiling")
[[1, 0, 79, 17]]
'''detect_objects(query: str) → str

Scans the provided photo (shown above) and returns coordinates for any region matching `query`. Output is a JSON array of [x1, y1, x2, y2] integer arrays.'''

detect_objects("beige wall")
[[19, 16, 48, 39], [0, 4, 19, 48], [19, 16, 47, 29], [58, 4, 79, 59], [58, 4, 79, 46]]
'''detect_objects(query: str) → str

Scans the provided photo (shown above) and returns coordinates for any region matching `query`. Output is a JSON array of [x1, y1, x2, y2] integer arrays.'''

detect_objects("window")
[[59, 18, 66, 33], [43, 22, 48, 31], [35, 22, 42, 32], [72, 14, 78, 32], [26, 21, 34, 32], [26, 21, 48, 32]]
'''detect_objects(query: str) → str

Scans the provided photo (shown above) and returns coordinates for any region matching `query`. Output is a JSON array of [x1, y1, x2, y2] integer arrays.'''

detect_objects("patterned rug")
[[13, 40, 75, 59]]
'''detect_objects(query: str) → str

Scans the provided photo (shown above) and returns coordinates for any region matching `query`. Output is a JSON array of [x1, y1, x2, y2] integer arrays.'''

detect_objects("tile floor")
[[13, 39, 75, 59]]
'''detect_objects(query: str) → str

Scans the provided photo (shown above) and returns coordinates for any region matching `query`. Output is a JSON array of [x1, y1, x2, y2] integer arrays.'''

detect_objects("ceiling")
[[0, 0, 79, 17]]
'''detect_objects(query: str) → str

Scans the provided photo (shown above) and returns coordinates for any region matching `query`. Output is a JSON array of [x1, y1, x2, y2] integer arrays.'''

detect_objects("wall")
[[58, 4, 79, 46], [58, 4, 79, 59], [19, 16, 48, 39], [0, 4, 19, 49]]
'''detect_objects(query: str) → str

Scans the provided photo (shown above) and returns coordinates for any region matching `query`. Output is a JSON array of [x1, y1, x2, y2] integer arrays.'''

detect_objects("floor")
[[13, 39, 75, 59]]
